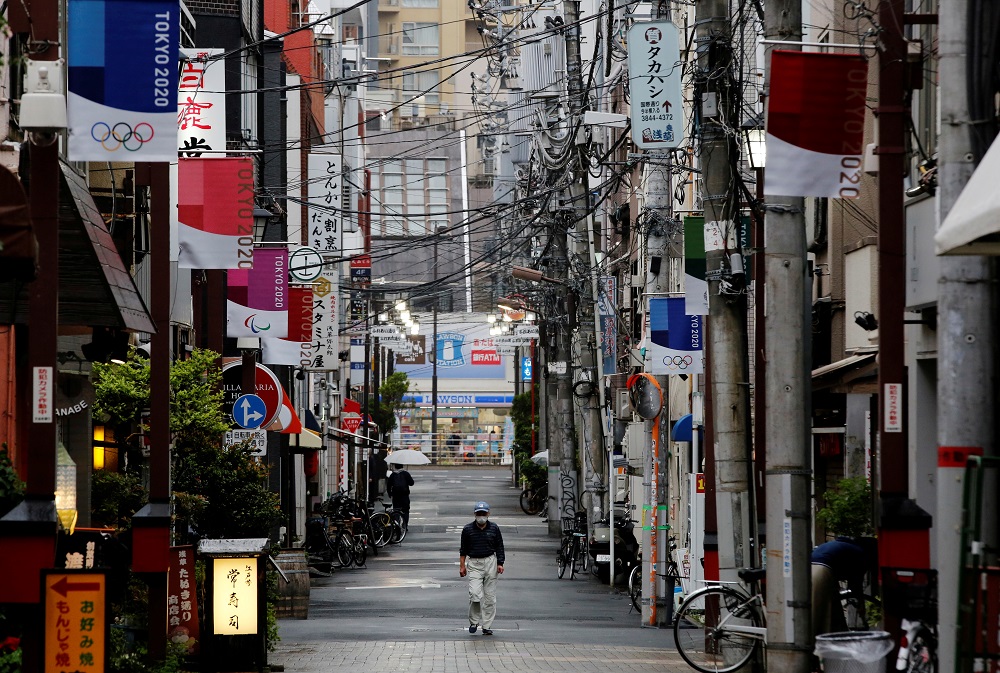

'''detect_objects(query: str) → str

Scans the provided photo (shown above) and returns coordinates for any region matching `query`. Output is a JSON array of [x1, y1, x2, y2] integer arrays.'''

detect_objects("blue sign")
[[233, 394, 267, 429], [521, 356, 533, 382], [67, 0, 180, 161]]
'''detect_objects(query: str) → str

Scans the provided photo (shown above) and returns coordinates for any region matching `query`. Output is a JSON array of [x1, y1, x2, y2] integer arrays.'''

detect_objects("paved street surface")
[[270, 466, 697, 673]]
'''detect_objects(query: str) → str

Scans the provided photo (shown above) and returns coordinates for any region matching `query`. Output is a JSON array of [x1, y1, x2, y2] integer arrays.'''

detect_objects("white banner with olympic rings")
[[645, 297, 704, 375]]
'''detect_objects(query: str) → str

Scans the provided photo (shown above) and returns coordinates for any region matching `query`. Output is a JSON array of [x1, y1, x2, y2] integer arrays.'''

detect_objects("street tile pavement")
[[270, 640, 696, 673]]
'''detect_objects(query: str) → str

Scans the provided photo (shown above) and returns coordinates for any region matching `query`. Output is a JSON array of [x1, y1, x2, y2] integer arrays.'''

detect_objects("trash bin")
[[814, 631, 894, 673]]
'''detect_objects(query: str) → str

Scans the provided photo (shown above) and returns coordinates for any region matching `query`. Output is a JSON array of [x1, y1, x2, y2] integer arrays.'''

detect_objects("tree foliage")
[[510, 391, 545, 488], [0, 446, 24, 518], [370, 371, 413, 437], [816, 476, 874, 538]]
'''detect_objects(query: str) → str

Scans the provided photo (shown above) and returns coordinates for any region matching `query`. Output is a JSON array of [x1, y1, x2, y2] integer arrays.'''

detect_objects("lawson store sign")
[[403, 394, 515, 407]]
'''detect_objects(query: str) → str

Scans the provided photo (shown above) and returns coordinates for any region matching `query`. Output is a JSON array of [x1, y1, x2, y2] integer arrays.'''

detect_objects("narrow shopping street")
[[270, 466, 694, 673]]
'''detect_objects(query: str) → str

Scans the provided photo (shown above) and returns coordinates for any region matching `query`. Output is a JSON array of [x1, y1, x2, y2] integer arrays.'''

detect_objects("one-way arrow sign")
[[234, 394, 267, 429]]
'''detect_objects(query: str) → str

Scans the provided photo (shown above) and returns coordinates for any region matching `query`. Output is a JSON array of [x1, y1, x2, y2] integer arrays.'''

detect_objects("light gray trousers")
[[466, 554, 498, 628]]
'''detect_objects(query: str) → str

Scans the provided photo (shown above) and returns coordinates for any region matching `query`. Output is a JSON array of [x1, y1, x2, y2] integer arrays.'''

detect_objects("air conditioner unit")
[[482, 156, 496, 176], [625, 422, 645, 473]]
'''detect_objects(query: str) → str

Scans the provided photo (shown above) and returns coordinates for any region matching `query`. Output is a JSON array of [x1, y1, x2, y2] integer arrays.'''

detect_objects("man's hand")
[[459, 565, 467, 577], [497, 565, 504, 574]]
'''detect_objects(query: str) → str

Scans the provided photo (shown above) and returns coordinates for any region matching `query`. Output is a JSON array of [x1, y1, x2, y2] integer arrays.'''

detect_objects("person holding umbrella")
[[386, 463, 414, 530]]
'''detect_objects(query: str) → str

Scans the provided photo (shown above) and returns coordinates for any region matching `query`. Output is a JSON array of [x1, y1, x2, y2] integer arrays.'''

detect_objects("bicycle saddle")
[[738, 567, 766, 583]]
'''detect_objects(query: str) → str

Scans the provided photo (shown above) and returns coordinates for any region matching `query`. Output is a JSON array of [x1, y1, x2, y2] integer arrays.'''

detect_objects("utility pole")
[[762, 0, 811, 669], [697, 0, 753, 588], [937, 0, 995, 668]]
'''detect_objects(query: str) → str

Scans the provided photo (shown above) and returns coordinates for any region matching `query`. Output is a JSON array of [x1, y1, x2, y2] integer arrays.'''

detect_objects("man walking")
[[386, 464, 414, 529], [459, 501, 505, 635]]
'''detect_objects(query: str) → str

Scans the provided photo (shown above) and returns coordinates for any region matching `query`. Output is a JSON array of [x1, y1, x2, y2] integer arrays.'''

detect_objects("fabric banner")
[[646, 297, 704, 375], [305, 272, 339, 370], [261, 287, 314, 366], [67, 0, 180, 161], [177, 157, 254, 269], [765, 51, 868, 198], [684, 216, 709, 315], [308, 153, 342, 255], [178, 48, 226, 156], [597, 276, 617, 375], [226, 248, 289, 338]]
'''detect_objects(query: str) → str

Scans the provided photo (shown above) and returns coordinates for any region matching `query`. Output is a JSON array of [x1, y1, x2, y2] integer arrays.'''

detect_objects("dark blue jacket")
[[460, 520, 505, 565]]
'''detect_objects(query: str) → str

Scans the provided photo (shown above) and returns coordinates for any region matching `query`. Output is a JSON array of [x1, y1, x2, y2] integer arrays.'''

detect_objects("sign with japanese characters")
[[597, 275, 617, 375], [884, 383, 903, 433], [308, 153, 342, 254], [167, 546, 200, 651], [67, 0, 180, 161], [627, 21, 684, 149], [33, 366, 53, 423], [305, 273, 339, 370], [44, 570, 108, 673], [177, 48, 225, 156], [211, 557, 258, 635], [224, 429, 267, 456]]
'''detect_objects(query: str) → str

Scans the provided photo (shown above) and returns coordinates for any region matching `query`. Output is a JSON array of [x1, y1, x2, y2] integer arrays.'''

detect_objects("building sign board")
[[627, 21, 684, 149], [44, 570, 108, 673]]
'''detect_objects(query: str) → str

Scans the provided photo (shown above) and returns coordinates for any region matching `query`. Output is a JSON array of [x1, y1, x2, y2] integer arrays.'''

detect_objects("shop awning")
[[0, 162, 154, 330], [812, 352, 878, 393], [936, 135, 1000, 255], [671, 414, 694, 443], [327, 426, 390, 447], [288, 428, 323, 451]]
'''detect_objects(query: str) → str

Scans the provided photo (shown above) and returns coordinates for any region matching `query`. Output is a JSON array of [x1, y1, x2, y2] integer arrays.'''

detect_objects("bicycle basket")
[[561, 518, 577, 535]]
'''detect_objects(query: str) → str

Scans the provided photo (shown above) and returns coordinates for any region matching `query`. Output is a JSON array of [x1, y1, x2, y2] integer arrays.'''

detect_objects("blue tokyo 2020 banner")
[[68, 0, 180, 161], [646, 297, 704, 375]]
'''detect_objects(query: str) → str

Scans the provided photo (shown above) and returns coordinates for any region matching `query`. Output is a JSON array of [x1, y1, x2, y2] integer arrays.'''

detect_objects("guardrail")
[[393, 432, 512, 466]]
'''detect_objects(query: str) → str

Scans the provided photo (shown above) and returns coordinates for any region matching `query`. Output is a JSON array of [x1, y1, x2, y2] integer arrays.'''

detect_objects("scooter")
[[588, 514, 640, 584]]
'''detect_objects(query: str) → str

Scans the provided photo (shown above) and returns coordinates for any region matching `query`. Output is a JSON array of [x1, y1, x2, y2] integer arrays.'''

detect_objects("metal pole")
[[431, 233, 439, 456], [698, 0, 753, 587], [762, 0, 811, 668], [937, 0, 995, 668]]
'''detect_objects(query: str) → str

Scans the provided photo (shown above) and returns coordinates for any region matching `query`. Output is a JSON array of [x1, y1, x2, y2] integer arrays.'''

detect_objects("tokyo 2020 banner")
[[67, 0, 180, 161]]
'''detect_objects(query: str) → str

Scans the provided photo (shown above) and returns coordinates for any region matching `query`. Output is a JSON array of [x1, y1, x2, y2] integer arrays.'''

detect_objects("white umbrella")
[[386, 449, 431, 466], [530, 450, 548, 465]]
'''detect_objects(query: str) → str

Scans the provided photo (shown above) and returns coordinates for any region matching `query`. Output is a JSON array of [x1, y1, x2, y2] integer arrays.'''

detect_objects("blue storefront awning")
[[671, 414, 693, 443]]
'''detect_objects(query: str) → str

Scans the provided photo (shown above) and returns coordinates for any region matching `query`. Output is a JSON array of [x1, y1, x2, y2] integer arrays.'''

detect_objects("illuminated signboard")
[[212, 557, 259, 635], [44, 571, 107, 673]]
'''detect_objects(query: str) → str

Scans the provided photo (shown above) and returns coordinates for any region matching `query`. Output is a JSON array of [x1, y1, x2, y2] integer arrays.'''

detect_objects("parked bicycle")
[[629, 537, 684, 613], [556, 512, 589, 579], [672, 567, 879, 673], [520, 482, 547, 515]]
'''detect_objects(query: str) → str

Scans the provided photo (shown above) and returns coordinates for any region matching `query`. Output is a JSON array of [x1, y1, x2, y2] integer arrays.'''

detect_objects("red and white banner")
[[227, 248, 289, 338], [178, 157, 254, 268], [261, 287, 314, 366], [764, 51, 868, 198]]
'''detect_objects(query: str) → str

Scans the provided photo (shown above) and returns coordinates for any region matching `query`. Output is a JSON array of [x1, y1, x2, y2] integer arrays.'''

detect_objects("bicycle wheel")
[[906, 627, 936, 673], [557, 539, 571, 578], [673, 586, 762, 673], [520, 488, 539, 515], [389, 511, 408, 543], [353, 537, 368, 567], [336, 532, 355, 568], [629, 565, 642, 612], [369, 513, 392, 547]]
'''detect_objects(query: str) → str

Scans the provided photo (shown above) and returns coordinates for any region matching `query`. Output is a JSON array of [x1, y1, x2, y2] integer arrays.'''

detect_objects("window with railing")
[[402, 71, 440, 105]]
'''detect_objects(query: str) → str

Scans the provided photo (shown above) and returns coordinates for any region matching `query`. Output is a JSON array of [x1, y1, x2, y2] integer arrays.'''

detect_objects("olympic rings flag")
[[646, 297, 704, 375], [67, 0, 180, 161]]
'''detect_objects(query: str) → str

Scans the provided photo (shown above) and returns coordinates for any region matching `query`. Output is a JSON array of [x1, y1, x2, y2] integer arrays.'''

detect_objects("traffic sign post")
[[44, 570, 108, 673], [233, 394, 266, 429], [224, 429, 267, 456]]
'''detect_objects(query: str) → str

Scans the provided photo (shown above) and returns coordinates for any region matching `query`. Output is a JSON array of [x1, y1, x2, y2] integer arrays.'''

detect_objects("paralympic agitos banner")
[[227, 248, 289, 338], [67, 0, 180, 161], [764, 51, 868, 198]]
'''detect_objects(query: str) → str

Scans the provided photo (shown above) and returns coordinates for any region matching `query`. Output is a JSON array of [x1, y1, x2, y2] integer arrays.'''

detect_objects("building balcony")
[[379, 0, 400, 11]]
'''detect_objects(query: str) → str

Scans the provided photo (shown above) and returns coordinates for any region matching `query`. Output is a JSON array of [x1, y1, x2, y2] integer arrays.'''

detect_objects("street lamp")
[[741, 113, 767, 170]]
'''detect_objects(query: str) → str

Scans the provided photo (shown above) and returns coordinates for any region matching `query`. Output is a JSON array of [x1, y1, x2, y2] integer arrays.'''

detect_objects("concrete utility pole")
[[762, 0, 811, 669], [697, 0, 753, 586], [937, 0, 995, 668]]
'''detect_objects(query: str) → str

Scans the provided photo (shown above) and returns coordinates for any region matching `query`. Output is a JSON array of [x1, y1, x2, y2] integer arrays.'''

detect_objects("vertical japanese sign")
[[212, 557, 258, 635], [67, 0, 180, 161], [33, 366, 53, 423], [227, 248, 289, 338], [884, 383, 903, 433], [261, 287, 315, 366], [308, 153, 343, 254], [44, 571, 107, 673], [178, 48, 225, 156], [177, 157, 255, 269], [627, 21, 684, 149], [765, 51, 868, 198], [306, 272, 339, 370], [684, 216, 709, 315], [167, 546, 200, 651], [646, 297, 704, 375], [597, 276, 617, 375]]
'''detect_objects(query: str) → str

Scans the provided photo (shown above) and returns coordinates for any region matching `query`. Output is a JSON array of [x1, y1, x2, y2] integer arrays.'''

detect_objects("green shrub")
[[0, 446, 24, 518], [816, 476, 873, 538]]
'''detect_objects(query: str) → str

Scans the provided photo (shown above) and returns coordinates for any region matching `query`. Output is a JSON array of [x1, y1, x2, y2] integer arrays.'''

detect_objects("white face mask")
[[475, 515, 488, 525]]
